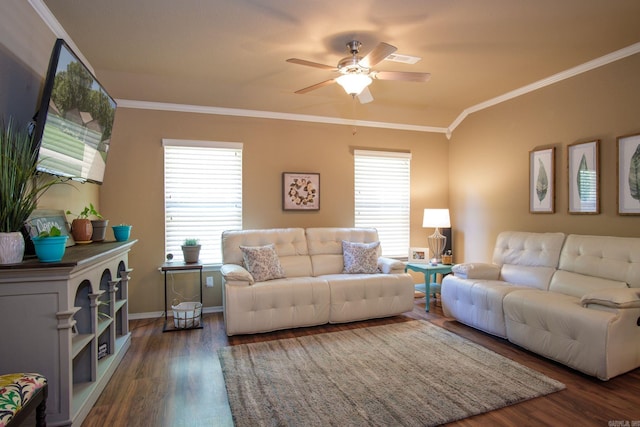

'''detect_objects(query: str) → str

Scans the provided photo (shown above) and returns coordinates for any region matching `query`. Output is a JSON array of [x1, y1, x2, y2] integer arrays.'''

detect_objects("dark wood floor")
[[80, 297, 640, 427]]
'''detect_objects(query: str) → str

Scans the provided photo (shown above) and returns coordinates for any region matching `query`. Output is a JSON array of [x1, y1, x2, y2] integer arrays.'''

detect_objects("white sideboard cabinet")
[[0, 240, 136, 426]]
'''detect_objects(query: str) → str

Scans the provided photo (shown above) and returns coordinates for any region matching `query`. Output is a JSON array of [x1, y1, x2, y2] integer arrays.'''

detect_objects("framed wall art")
[[408, 247, 429, 263], [282, 172, 320, 211], [617, 133, 640, 215], [568, 140, 599, 214], [25, 209, 75, 246], [529, 147, 555, 213]]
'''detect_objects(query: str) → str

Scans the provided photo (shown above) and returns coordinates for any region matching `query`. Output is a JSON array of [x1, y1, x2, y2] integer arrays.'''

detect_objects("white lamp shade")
[[422, 209, 451, 228], [336, 73, 372, 95]]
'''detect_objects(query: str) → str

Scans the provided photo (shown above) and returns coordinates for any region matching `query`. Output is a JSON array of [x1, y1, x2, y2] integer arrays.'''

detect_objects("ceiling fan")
[[287, 40, 431, 104]]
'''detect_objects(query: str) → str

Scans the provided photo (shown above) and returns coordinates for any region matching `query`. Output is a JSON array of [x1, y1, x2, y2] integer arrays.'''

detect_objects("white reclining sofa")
[[221, 227, 414, 336], [442, 231, 640, 380]]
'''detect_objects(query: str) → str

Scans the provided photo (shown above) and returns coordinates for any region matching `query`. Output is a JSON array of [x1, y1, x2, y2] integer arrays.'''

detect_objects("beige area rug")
[[218, 320, 565, 427]]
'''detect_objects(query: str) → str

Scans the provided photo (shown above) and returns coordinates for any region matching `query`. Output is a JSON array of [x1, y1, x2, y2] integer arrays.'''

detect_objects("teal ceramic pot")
[[32, 235, 69, 262], [112, 225, 132, 242]]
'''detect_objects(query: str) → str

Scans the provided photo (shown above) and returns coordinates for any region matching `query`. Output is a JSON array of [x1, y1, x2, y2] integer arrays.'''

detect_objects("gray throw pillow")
[[342, 240, 380, 274], [239, 244, 286, 282]]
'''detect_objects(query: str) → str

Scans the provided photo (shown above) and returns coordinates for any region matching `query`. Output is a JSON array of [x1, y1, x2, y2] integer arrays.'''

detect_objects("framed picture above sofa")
[[529, 147, 555, 214], [617, 133, 640, 215], [568, 140, 600, 214], [282, 172, 320, 211]]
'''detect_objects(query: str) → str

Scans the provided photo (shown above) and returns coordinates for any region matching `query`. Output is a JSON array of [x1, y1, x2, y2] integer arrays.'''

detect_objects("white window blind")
[[354, 150, 411, 258], [163, 139, 242, 264]]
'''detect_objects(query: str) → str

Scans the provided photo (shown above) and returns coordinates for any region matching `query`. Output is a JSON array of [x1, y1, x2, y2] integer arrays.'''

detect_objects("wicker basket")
[[171, 301, 202, 329]]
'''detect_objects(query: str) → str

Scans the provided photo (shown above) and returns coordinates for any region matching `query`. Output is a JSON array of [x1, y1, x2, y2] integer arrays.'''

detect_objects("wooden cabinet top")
[[0, 240, 137, 272]]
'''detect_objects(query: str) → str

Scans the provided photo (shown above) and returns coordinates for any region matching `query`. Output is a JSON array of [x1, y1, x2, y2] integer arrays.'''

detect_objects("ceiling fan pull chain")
[[351, 96, 358, 136]]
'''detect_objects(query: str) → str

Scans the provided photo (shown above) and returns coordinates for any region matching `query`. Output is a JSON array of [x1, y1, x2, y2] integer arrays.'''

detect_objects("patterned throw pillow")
[[342, 240, 380, 274], [239, 244, 286, 282]]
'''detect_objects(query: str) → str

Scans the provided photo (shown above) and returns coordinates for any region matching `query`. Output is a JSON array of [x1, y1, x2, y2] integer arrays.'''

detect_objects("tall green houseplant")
[[0, 118, 59, 264]]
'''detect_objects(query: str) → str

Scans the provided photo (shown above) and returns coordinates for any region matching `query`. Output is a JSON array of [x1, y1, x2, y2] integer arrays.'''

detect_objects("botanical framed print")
[[617, 133, 640, 215], [282, 172, 320, 211], [408, 247, 429, 263], [568, 140, 599, 214], [529, 147, 555, 213]]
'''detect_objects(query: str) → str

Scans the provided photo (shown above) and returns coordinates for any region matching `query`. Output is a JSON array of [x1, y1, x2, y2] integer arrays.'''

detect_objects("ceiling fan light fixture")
[[288, 40, 429, 98], [336, 73, 372, 96]]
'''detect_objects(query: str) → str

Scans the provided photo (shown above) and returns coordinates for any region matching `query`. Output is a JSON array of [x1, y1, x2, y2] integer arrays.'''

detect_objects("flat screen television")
[[32, 39, 116, 184]]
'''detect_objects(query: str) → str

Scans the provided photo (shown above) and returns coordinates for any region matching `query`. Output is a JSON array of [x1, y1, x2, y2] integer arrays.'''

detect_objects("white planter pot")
[[0, 232, 25, 264]]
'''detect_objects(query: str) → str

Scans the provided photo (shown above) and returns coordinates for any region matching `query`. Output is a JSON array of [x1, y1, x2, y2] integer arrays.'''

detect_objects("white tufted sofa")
[[220, 227, 414, 336], [442, 231, 640, 380]]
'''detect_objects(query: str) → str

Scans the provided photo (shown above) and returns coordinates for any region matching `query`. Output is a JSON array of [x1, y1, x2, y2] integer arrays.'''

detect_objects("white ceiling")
[[39, 0, 640, 133]]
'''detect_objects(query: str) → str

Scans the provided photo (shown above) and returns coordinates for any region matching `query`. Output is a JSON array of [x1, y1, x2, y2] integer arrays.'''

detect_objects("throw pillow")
[[239, 244, 286, 282], [342, 240, 380, 274]]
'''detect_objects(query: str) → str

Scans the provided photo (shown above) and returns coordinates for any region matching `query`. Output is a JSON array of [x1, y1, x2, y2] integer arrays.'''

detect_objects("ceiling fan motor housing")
[[338, 56, 368, 74], [338, 40, 369, 74]]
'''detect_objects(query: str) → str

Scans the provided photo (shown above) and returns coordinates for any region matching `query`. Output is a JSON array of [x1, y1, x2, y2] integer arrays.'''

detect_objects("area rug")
[[218, 320, 565, 427]]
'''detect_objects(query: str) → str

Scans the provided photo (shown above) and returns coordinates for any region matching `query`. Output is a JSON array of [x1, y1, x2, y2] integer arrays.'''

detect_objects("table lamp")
[[422, 208, 451, 263]]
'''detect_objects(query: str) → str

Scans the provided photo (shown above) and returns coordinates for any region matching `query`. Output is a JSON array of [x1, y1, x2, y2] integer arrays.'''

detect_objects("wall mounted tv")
[[32, 39, 116, 184]]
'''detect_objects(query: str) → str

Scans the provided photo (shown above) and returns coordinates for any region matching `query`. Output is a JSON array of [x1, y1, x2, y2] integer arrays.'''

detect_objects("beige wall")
[[38, 180, 100, 218], [101, 109, 449, 314], [449, 53, 640, 262]]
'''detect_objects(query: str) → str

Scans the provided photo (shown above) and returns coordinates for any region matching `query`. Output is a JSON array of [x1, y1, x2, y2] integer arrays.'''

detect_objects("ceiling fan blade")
[[357, 86, 374, 104], [358, 42, 397, 68], [372, 71, 431, 82], [286, 58, 337, 70], [294, 79, 336, 94]]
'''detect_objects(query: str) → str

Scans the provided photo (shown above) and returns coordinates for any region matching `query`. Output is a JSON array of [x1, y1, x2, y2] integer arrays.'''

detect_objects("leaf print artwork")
[[530, 147, 555, 213], [536, 159, 548, 202], [629, 144, 640, 202], [577, 154, 589, 201]]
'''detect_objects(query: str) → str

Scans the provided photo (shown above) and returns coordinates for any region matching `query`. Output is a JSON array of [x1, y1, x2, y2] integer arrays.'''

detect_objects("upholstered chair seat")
[[0, 373, 47, 427]]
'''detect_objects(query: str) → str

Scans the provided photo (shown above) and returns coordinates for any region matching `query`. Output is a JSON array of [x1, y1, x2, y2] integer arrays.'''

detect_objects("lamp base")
[[427, 228, 447, 263]]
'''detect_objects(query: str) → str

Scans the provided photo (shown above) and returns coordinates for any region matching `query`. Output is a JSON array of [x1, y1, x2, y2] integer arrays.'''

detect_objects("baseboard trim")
[[130, 305, 223, 320]]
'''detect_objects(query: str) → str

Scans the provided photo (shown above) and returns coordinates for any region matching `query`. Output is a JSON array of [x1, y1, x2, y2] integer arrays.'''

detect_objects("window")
[[163, 139, 242, 264], [354, 150, 411, 258]]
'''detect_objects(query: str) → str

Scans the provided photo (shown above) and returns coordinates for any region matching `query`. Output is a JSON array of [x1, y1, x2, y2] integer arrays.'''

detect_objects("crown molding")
[[28, 0, 95, 75], [447, 41, 640, 136], [115, 99, 449, 134], [29, 0, 640, 138], [119, 39, 640, 138], [30, 0, 446, 134]]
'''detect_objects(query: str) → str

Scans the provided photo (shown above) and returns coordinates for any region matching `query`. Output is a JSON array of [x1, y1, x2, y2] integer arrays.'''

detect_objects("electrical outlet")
[[206, 276, 214, 287]]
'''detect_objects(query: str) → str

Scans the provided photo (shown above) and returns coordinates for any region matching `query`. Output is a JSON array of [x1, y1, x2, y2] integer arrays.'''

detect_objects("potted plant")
[[66, 204, 102, 243], [181, 238, 201, 263], [112, 224, 132, 242], [0, 118, 59, 264], [73, 203, 108, 242], [31, 225, 69, 262]]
